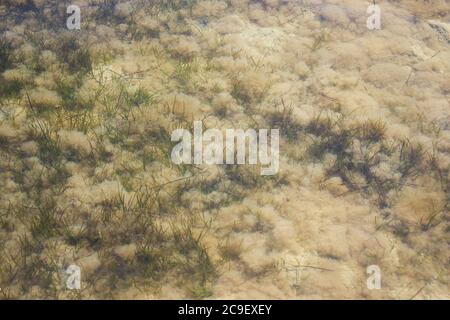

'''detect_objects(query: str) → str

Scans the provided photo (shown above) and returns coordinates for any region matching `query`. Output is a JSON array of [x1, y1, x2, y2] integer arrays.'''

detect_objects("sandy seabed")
[[0, 0, 449, 299]]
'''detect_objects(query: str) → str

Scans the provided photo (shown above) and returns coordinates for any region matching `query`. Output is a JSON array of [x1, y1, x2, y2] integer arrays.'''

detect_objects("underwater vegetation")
[[0, 0, 449, 299]]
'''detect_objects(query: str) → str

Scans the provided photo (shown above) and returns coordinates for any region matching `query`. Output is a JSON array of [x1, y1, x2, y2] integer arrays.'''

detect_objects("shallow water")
[[0, 0, 449, 299]]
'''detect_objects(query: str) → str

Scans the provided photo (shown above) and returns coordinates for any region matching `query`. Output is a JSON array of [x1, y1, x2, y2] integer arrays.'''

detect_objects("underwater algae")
[[0, 0, 449, 299]]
